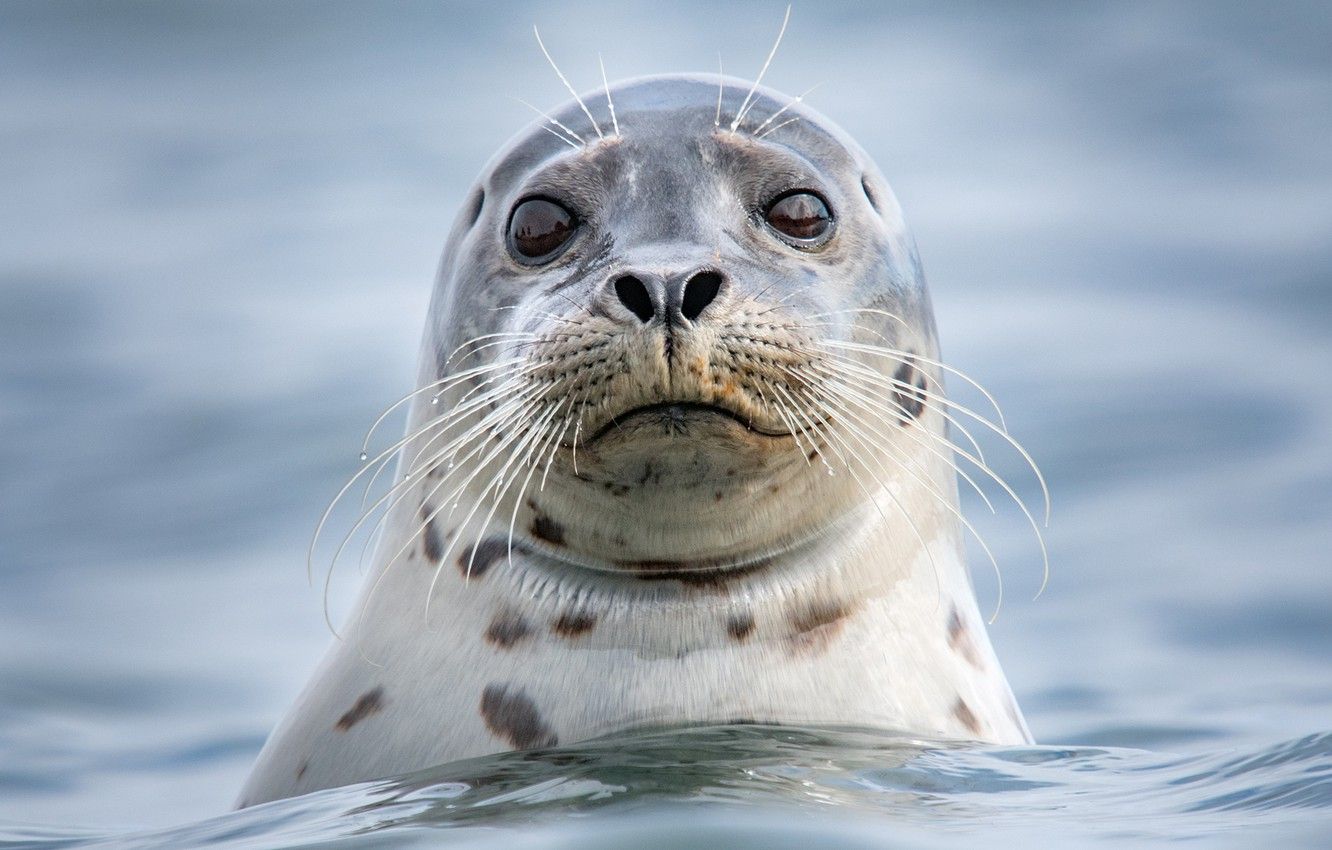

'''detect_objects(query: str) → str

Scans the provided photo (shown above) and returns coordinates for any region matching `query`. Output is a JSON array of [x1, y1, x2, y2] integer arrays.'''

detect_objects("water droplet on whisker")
[[359, 452, 368, 462]]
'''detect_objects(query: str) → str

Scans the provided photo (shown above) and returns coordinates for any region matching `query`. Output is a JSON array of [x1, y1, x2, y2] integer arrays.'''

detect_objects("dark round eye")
[[507, 198, 577, 262], [765, 191, 833, 244]]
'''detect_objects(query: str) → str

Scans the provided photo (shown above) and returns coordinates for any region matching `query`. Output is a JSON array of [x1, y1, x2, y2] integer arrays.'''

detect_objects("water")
[[1, 1, 1330, 846]]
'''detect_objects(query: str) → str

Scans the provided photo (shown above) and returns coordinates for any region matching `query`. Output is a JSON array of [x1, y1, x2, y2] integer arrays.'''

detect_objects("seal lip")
[[583, 401, 792, 443]]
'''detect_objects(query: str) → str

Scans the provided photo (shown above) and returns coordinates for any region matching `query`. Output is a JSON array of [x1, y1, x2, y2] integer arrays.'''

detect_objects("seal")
[[237, 69, 1042, 807]]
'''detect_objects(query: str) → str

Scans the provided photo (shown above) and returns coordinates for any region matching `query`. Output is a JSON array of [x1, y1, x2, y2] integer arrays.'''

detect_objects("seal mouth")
[[584, 401, 791, 443]]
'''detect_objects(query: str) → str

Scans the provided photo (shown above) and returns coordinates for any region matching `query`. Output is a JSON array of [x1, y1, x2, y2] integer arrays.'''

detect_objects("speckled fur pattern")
[[237, 75, 1031, 807]]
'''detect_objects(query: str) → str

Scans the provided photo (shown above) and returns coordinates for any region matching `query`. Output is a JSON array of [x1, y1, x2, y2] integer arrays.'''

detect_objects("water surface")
[[1, 1, 1330, 846]]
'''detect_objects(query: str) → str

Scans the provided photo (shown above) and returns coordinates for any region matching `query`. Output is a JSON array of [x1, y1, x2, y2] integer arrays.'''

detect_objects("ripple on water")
[[0, 725, 1328, 849]]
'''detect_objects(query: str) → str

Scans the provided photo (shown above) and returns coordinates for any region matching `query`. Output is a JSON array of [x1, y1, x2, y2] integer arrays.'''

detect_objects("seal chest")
[[238, 73, 1037, 807]]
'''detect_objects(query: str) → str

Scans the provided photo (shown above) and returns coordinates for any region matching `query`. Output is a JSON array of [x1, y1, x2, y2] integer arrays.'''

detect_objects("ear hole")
[[861, 175, 880, 214], [465, 187, 485, 228]]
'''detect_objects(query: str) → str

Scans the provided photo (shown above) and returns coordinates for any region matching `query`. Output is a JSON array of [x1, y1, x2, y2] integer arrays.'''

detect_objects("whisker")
[[714, 54, 724, 128], [444, 334, 540, 368], [458, 398, 565, 584], [803, 321, 991, 465], [750, 82, 819, 136], [796, 355, 996, 504], [783, 380, 943, 605], [597, 53, 620, 137], [533, 26, 603, 140], [509, 96, 585, 146], [507, 396, 577, 569], [358, 356, 529, 458], [730, 4, 792, 133], [793, 376, 1006, 620], [756, 117, 799, 139], [324, 384, 550, 632], [792, 363, 997, 515], [421, 395, 565, 626], [815, 341, 1048, 525], [837, 371, 1048, 600], [818, 325, 1013, 433]]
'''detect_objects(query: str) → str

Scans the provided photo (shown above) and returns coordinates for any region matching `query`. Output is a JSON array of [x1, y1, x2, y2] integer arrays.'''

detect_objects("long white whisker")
[[598, 53, 619, 137], [420, 392, 563, 626], [756, 117, 799, 139], [816, 341, 1048, 525], [460, 399, 565, 583], [714, 54, 724, 128], [796, 356, 996, 508], [730, 4, 792, 133], [782, 379, 943, 606], [793, 376, 1005, 620], [750, 82, 819, 136], [510, 96, 585, 146], [849, 381, 1048, 601], [804, 320, 991, 465], [533, 26, 603, 140], [325, 384, 549, 632]]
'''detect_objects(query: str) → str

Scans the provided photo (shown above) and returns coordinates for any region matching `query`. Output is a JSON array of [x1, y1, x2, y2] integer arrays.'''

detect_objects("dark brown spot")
[[953, 697, 982, 736], [335, 687, 385, 732], [806, 448, 820, 462], [530, 514, 565, 545], [420, 504, 444, 563], [295, 761, 308, 781], [789, 600, 854, 653], [714, 490, 724, 502], [946, 604, 985, 670], [553, 610, 597, 637], [485, 611, 533, 648], [458, 537, 508, 578], [480, 683, 558, 750], [727, 612, 755, 641], [892, 361, 927, 424]]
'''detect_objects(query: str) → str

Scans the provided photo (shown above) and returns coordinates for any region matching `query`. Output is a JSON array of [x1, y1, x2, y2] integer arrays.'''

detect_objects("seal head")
[[430, 75, 932, 569]]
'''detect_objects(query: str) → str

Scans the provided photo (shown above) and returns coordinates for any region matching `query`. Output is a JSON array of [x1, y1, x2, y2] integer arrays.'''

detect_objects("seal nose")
[[611, 269, 724, 325], [613, 275, 656, 323], [677, 271, 723, 321]]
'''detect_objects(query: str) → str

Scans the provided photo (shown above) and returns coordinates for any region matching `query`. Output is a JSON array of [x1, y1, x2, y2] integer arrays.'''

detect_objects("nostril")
[[681, 271, 722, 321], [614, 275, 655, 323]]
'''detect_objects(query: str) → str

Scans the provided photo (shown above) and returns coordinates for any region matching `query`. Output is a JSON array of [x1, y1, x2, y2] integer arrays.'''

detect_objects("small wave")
[[2, 725, 1330, 849]]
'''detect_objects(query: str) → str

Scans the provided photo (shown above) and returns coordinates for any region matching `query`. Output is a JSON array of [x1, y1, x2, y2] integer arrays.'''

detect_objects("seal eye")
[[765, 191, 832, 244], [508, 198, 577, 262]]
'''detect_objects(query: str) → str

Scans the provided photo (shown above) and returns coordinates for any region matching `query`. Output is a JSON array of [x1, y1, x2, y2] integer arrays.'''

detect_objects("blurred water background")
[[1, 1, 1330, 846]]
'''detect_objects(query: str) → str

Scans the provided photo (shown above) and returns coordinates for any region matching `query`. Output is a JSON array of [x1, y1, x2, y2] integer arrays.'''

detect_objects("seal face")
[[238, 74, 1035, 807]]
